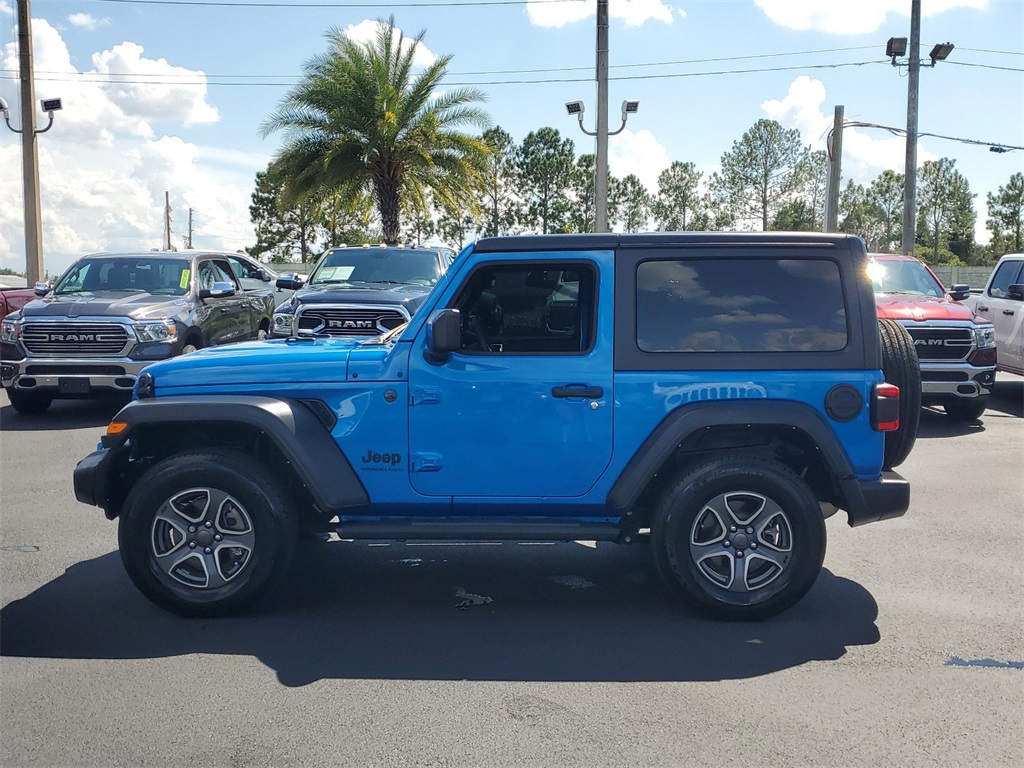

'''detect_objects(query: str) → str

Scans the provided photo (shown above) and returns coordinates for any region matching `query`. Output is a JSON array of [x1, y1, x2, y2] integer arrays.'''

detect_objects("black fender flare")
[[606, 400, 864, 518], [78, 396, 368, 513]]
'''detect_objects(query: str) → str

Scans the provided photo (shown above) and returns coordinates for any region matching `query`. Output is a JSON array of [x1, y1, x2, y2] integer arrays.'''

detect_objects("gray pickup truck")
[[1, 251, 275, 414]]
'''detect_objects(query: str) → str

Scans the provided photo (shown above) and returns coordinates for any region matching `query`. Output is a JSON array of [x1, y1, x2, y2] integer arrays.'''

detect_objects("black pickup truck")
[[1, 251, 275, 413]]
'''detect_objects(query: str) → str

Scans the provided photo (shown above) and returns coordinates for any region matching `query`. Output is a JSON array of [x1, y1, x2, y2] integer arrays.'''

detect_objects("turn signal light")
[[872, 383, 900, 432], [106, 421, 128, 435]]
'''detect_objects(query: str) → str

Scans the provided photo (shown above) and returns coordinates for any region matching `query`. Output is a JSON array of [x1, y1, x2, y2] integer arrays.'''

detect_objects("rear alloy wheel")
[[652, 458, 826, 621], [181, 342, 200, 355], [119, 449, 296, 616], [6, 389, 52, 414], [944, 396, 988, 421], [878, 319, 921, 470]]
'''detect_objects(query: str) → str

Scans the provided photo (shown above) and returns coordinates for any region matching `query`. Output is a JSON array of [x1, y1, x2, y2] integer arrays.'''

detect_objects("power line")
[[945, 60, 1024, 73], [845, 120, 1023, 153], [5, 45, 881, 81]]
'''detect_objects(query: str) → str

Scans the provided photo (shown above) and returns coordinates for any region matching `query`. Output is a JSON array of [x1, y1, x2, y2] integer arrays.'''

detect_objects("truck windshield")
[[54, 258, 192, 296], [309, 249, 441, 287], [868, 260, 945, 298]]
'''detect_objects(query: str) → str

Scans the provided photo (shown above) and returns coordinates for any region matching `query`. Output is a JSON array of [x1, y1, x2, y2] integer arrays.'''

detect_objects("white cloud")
[[754, 0, 988, 35], [68, 13, 108, 30], [0, 2, 12, 17], [527, 0, 675, 29], [0, 20, 245, 274], [609, 128, 671, 190], [342, 20, 437, 69], [761, 76, 938, 185]]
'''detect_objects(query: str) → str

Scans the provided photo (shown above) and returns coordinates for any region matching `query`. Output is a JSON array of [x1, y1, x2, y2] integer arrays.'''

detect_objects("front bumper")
[[74, 446, 115, 516], [1, 355, 155, 395], [919, 362, 996, 399], [842, 471, 910, 527]]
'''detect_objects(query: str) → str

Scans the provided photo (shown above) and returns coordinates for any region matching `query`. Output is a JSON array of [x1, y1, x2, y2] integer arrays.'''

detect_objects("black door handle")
[[552, 385, 603, 399], [978, 305, 989, 312], [1004, 309, 1015, 316]]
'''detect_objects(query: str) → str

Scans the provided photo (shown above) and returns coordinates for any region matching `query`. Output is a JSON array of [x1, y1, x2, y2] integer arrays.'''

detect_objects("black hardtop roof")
[[472, 232, 864, 254]]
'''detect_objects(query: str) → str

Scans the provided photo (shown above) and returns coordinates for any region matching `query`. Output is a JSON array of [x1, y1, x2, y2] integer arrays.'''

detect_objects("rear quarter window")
[[636, 258, 848, 353]]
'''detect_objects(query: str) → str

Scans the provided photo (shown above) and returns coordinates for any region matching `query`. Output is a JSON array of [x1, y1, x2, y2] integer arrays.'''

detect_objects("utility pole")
[[187, 208, 194, 249], [17, 0, 43, 285], [164, 192, 172, 251], [902, 0, 921, 256], [825, 105, 844, 232], [595, 0, 609, 233]]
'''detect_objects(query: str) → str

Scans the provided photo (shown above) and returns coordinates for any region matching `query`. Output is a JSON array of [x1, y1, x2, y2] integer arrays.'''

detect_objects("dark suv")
[[1, 251, 275, 413], [75, 233, 917, 620], [271, 245, 456, 338]]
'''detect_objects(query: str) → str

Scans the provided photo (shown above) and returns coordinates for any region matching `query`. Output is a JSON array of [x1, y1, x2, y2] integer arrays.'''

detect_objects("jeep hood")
[[143, 337, 360, 389], [875, 293, 984, 323], [22, 291, 190, 321]]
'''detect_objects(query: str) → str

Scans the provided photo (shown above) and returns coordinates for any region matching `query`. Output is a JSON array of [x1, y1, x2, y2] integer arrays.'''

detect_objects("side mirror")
[[33, 281, 51, 296], [425, 308, 461, 362], [276, 273, 304, 291], [198, 281, 236, 299], [1007, 284, 1024, 301], [948, 284, 970, 301], [258, 269, 272, 282]]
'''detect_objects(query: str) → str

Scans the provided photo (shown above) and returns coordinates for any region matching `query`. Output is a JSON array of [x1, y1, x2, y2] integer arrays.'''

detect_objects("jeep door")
[[407, 252, 614, 499]]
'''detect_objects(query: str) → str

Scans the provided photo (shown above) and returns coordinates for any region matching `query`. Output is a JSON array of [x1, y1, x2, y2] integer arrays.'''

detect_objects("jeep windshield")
[[308, 249, 442, 287], [54, 257, 191, 297], [868, 259, 945, 298]]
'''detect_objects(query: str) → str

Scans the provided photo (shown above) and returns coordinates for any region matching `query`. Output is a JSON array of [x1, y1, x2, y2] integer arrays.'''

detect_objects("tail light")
[[872, 383, 900, 432]]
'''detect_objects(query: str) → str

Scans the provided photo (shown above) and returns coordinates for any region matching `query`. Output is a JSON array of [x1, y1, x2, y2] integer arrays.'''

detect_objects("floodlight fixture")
[[622, 98, 640, 119], [41, 97, 62, 113], [886, 37, 907, 59], [929, 42, 954, 63], [0, 96, 9, 119], [565, 100, 585, 117]]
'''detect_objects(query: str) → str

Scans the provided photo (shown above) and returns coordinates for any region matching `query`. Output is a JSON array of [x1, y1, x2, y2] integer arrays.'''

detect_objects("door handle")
[[552, 385, 603, 399], [978, 305, 989, 312], [1003, 309, 1015, 316]]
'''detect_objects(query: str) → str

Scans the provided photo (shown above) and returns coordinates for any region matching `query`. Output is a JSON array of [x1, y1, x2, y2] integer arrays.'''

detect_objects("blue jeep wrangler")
[[74, 233, 916, 620]]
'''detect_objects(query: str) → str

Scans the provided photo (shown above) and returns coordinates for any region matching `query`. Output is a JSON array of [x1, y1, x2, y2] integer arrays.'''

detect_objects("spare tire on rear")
[[878, 319, 921, 470]]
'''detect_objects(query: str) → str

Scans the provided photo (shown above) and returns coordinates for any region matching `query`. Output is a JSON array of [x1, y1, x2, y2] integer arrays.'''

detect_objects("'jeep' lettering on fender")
[[360, 449, 403, 471]]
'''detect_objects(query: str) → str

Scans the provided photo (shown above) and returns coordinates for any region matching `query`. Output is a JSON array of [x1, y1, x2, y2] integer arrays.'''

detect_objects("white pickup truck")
[[964, 254, 1024, 376]]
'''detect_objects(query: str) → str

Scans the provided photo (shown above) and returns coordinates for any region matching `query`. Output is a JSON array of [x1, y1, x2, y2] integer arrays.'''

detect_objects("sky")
[[1, 0, 1022, 275]]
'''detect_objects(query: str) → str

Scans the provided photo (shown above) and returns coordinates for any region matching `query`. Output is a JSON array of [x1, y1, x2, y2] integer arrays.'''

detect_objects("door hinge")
[[410, 387, 442, 406], [410, 452, 443, 472]]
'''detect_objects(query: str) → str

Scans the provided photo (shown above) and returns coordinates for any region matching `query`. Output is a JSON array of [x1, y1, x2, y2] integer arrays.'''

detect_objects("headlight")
[[1, 320, 21, 342], [975, 326, 996, 349], [272, 313, 295, 336], [134, 319, 177, 342]]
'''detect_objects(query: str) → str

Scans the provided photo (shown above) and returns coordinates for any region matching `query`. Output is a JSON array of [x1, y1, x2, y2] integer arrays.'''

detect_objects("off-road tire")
[[6, 389, 53, 414], [118, 448, 297, 617], [878, 319, 921, 470], [943, 395, 988, 421], [651, 457, 826, 621]]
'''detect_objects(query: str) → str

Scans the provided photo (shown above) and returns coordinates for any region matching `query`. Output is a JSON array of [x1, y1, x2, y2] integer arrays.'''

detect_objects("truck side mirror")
[[34, 281, 52, 296], [948, 284, 970, 301], [276, 273, 304, 291], [425, 308, 461, 363], [1007, 284, 1024, 301], [198, 281, 236, 300], [258, 269, 272, 282]]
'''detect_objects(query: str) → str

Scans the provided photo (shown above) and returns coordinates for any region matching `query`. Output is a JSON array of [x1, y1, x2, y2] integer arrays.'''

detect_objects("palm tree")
[[261, 19, 490, 244]]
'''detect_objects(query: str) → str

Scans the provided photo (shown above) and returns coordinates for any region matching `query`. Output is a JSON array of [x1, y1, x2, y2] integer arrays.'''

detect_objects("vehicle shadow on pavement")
[[915, 407, 986, 439], [0, 541, 880, 687], [0, 398, 125, 432], [988, 379, 1023, 418]]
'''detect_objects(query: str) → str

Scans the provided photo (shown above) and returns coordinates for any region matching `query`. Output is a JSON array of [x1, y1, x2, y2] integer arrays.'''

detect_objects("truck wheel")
[[118, 448, 297, 617], [878, 319, 921, 470], [181, 342, 200, 355], [6, 389, 53, 414], [651, 457, 826, 621], [944, 396, 988, 421]]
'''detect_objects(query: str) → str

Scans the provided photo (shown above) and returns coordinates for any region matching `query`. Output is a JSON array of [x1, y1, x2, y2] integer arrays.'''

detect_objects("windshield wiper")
[[365, 280, 404, 285]]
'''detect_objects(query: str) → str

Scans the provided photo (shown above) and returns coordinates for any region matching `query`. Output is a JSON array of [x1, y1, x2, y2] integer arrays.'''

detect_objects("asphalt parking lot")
[[1, 378, 1022, 767]]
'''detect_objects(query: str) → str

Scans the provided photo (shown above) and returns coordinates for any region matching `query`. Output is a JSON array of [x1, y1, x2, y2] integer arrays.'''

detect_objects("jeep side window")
[[987, 260, 1023, 298], [452, 263, 595, 354], [636, 258, 848, 353]]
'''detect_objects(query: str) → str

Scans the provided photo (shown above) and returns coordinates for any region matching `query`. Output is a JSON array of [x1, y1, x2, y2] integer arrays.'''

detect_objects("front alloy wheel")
[[119, 449, 296, 616]]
